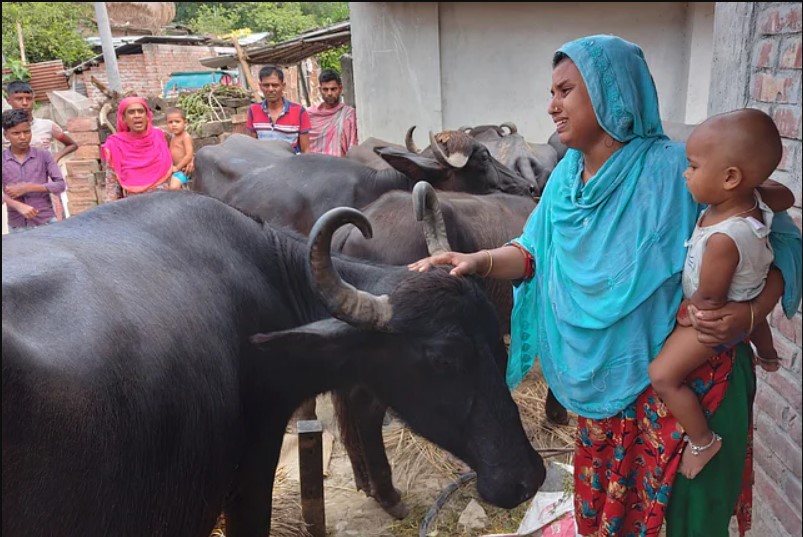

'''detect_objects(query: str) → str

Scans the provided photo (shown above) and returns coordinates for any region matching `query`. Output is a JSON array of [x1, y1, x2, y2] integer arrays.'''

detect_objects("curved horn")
[[405, 126, 421, 154], [429, 130, 469, 169], [99, 102, 116, 134], [458, 125, 472, 134], [412, 181, 451, 255], [308, 207, 393, 329], [500, 122, 518, 135]]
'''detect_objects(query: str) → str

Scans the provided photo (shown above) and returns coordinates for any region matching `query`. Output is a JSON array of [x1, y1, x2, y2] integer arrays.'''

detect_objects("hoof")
[[382, 500, 409, 520], [546, 406, 569, 425]]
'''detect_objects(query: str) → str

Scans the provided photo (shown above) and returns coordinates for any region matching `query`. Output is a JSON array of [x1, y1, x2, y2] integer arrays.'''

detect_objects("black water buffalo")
[[328, 183, 567, 518], [407, 123, 560, 197], [2, 192, 545, 537], [344, 136, 405, 170], [192, 132, 535, 234]]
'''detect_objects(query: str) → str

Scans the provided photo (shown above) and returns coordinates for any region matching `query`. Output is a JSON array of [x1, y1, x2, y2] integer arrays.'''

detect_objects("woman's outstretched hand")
[[408, 251, 482, 277]]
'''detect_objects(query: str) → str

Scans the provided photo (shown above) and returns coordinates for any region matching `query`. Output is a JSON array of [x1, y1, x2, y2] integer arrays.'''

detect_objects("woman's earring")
[[604, 136, 614, 148]]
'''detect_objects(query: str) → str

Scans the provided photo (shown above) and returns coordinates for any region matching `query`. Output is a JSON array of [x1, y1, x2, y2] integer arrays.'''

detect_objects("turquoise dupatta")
[[507, 35, 802, 419]]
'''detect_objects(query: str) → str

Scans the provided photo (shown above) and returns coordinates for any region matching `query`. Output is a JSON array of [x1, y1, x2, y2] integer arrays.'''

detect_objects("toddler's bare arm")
[[689, 233, 739, 311]]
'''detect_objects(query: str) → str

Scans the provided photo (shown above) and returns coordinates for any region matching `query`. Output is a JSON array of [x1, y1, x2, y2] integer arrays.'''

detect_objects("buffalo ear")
[[375, 147, 446, 182], [250, 318, 364, 355]]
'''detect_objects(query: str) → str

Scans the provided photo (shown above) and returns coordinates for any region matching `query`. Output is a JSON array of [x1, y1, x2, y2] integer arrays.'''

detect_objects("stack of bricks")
[[65, 115, 103, 216]]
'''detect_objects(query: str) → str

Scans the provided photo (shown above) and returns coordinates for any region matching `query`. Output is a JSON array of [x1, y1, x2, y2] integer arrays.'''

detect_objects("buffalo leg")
[[346, 388, 408, 519], [333, 390, 372, 495], [545, 388, 569, 425], [224, 432, 283, 537]]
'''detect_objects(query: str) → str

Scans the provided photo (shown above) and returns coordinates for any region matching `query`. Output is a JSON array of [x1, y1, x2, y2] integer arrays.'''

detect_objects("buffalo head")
[[376, 129, 535, 197], [252, 207, 545, 509]]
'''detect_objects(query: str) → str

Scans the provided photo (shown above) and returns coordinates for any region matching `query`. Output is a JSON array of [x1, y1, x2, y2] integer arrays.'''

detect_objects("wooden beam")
[[16, 21, 27, 64], [233, 36, 262, 103]]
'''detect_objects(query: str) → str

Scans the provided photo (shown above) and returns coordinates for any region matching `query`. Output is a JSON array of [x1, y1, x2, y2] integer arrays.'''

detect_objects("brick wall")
[[746, 3, 802, 536], [80, 44, 225, 104], [80, 45, 323, 107]]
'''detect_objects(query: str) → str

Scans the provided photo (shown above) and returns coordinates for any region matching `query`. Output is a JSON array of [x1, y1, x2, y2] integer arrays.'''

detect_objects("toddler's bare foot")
[[679, 432, 722, 479], [754, 348, 782, 372]]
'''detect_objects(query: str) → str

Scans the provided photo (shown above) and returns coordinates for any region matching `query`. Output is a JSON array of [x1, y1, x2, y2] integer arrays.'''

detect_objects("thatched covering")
[[106, 2, 176, 35]]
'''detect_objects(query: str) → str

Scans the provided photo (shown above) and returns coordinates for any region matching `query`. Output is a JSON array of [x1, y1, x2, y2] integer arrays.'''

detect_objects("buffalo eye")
[[423, 340, 467, 376]]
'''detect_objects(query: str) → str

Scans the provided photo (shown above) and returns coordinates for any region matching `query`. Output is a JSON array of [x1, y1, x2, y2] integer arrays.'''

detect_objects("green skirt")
[[666, 343, 755, 536]]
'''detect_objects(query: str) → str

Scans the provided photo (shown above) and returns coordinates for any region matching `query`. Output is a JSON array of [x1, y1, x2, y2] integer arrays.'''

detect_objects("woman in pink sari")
[[102, 97, 174, 200]]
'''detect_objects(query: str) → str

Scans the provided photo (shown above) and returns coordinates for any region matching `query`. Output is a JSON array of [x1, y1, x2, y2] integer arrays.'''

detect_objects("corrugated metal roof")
[[200, 21, 350, 69], [67, 35, 212, 75], [85, 34, 209, 49], [1, 60, 69, 103]]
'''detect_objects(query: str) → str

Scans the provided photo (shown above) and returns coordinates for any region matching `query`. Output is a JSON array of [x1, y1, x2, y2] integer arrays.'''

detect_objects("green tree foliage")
[[317, 45, 350, 73], [2, 2, 95, 66], [177, 3, 348, 43]]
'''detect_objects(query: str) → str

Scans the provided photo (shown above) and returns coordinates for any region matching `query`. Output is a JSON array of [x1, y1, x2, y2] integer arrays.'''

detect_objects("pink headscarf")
[[101, 97, 173, 192]]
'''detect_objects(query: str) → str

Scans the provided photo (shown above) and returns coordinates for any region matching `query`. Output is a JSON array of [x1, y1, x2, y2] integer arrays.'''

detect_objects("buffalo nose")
[[516, 481, 534, 504]]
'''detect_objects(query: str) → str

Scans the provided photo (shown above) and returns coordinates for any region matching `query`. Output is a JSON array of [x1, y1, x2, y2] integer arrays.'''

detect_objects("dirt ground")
[[311, 394, 450, 537], [275, 377, 577, 537]]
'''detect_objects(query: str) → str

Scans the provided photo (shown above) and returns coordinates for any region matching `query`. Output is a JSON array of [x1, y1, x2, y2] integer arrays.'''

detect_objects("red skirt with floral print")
[[572, 348, 752, 536]]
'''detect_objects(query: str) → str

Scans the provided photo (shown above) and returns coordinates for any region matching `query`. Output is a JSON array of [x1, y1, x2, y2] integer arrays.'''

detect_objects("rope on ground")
[[417, 448, 574, 537]]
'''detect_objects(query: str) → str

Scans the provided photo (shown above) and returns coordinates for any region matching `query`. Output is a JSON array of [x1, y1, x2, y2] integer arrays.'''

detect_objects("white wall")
[[350, 2, 715, 144], [685, 2, 715, 124], [350, 3, 443, 146]]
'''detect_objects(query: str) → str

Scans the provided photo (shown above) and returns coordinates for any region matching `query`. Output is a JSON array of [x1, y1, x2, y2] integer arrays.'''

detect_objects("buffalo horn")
[[405, 126, 421, 154], [429, 130, 469, 169], [412, 181, 451, 255], [308, 207, 393, 329], [500, 122, 518, 135]]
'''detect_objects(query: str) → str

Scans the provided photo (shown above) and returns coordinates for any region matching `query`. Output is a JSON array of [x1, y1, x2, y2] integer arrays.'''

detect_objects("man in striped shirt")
[[246, 65, 310, 153], [307, 69, 357, 157]]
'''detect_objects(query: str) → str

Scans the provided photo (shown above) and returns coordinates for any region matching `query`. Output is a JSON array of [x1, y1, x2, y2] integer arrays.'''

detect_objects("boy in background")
[[4, 80, 78, 220], [2, 109, 66, 232]]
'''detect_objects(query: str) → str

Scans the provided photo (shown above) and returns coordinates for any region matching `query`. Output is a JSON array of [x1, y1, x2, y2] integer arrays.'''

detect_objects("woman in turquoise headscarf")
[[410, 35, 801, 536]]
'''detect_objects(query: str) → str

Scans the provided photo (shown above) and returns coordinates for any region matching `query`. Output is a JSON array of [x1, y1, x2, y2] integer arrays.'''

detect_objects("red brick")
[[778, 139, 799, 173], [783, 475, 803, 519], [756, 413, 803, 475], [753, 72, 800, 104], [759, 369, 803, 421], [67, 116, 99, 132], [771, 307, 803, 346], [759, 4, 803, 35], [755, 434, 792, 485], [754, 466, 803, 536], [756, 381, 801, 434], [67, 191, 98, 204], [68, 200, 98, 215], [780, 36, 803, 69], [74, 145, 100, 160], [65, 159, 100, 177], [755, 39, 778, 68], [70, 131, 101, 146], [773, 106, 803, 139]]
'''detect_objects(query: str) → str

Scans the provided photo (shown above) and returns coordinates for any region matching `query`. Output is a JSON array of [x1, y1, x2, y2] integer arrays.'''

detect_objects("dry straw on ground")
[[210, 467, 311, 537], [385, 369, 576, 536]]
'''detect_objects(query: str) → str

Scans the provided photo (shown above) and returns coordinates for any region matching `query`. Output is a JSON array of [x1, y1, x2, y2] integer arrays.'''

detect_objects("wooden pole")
[[297, 61, 311, 107], [16, 22, 27, 64], [233, 36, 262, 103], [297, 420, 326, 537], [94, 2, 122, 93]]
